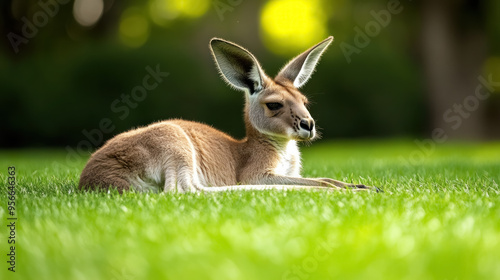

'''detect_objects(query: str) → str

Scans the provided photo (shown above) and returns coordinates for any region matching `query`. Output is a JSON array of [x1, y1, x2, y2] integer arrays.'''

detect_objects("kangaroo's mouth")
[[295, 129, 316, 141]]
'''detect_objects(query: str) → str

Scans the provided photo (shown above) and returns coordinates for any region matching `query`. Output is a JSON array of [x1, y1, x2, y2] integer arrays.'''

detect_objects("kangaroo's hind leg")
[[160, 123, 203, 193]]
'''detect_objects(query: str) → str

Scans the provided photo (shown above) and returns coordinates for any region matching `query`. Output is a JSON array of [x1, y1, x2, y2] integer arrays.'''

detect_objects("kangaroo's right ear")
[[210, 38, 266, 95], [276, 36, 333, 88]]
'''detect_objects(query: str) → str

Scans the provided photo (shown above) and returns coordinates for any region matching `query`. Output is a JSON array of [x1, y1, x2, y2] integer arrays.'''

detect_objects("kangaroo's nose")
[[299, 118, 315, 132]]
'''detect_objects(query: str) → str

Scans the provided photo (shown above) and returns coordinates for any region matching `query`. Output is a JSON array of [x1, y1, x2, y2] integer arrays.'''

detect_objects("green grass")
[[1, 140, 500, 280]]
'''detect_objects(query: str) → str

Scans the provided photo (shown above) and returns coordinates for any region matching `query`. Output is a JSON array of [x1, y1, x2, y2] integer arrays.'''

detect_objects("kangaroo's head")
[[210, 36, 333, 141]]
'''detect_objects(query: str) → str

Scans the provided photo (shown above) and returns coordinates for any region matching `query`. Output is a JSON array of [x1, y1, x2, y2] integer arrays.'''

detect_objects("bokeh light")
[[73, 0, 104, 27], [119, 7, 150, 48], [148, 0, 210, 26], [260, 0, 328, 55], [484, 56, 500, 94]]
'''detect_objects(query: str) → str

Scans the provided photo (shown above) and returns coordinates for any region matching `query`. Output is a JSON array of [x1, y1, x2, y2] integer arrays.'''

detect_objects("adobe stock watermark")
[[213, 0, 244, 21], [399, 74, 500, 167], [281, 237, 335, 280], [7, 0, 71, 54], [340, 0, 405, 64], [52, 64, 169, 170]]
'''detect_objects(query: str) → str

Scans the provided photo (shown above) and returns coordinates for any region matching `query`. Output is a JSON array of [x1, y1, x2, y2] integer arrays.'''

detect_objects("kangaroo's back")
[[79, 120, 242, 192]]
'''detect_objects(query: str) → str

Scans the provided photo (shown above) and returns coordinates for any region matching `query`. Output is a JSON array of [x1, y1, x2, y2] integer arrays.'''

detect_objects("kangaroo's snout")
[[297, 117, 316, 140], [299, 118, 315, 132]]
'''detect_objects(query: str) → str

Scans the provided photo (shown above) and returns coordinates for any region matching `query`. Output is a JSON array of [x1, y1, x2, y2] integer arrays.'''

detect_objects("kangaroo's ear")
[[210, 38, 266, 95], [276, 36, 334, 88]]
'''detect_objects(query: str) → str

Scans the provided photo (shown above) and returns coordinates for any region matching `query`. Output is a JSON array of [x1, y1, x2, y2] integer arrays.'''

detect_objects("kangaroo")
[[79, 36, 375, 193]]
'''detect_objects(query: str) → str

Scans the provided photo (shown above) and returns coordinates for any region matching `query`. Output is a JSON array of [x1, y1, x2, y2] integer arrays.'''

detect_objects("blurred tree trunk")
[[420, 0, 488, 140], [1, 0, 19, 56]]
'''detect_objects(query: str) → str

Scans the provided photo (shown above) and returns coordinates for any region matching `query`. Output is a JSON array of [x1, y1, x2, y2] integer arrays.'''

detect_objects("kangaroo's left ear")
[[276, 36, 334, 88], [210, 38, 266, 95]]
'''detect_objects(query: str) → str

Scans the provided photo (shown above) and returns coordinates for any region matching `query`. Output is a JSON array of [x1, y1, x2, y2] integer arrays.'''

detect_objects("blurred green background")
[[1, 0, 500, 150]]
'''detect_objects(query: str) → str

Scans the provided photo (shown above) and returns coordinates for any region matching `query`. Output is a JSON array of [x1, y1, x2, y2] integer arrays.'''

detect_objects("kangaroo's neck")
[[236, 109, 302, 179], [242, 109, 298, 156]]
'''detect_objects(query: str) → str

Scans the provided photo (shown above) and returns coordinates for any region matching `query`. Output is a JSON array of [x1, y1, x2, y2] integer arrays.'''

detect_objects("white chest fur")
[[273, 140, 302, 177]]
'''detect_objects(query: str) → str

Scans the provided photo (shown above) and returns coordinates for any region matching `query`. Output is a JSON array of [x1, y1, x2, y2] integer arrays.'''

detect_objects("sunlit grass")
[[1, 141, 499, 280]]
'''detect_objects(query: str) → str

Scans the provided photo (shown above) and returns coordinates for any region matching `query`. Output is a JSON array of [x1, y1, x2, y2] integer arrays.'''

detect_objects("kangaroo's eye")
[[266, 103, 283, 111]]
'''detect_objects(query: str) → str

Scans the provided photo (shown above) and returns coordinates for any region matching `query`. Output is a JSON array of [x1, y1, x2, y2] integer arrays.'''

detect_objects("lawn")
[[1, 141, 500, 280]]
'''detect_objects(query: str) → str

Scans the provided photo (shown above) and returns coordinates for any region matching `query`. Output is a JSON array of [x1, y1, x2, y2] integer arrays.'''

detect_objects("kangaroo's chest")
[[273, 141, 302, 177]]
